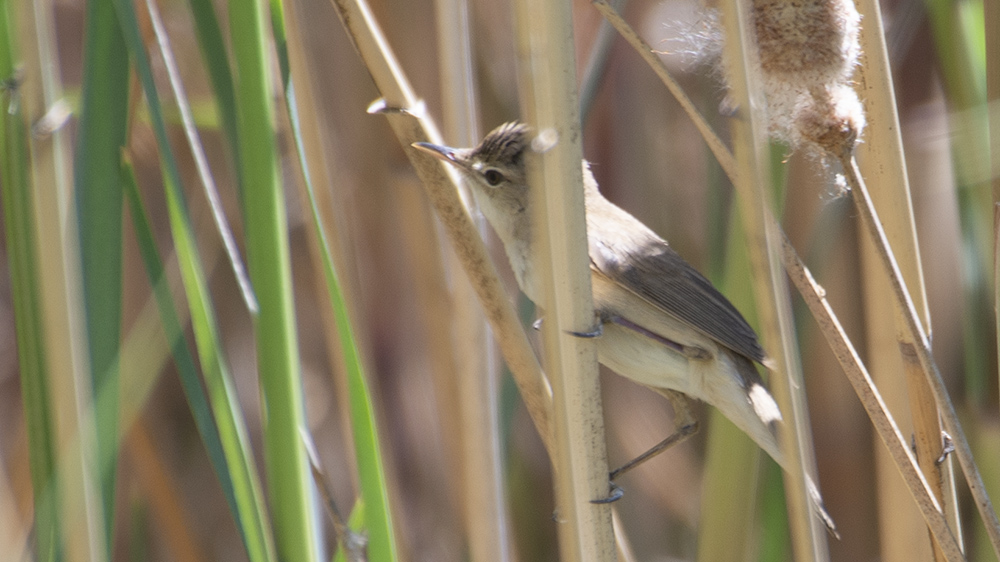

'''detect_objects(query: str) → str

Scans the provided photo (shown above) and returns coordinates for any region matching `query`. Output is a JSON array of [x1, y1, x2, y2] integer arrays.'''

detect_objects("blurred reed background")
[[0, 0, 996, 560]]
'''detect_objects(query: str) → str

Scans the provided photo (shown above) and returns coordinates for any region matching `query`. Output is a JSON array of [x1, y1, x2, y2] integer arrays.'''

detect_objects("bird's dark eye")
[[483, 168, 505, 186]]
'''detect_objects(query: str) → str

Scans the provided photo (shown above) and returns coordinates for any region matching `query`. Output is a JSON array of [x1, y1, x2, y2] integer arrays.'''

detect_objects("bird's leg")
[[606, 315, 712, 360], [532, 315, 604, 338], [592, 390, 699, 504], [611, 390, 699, 480]]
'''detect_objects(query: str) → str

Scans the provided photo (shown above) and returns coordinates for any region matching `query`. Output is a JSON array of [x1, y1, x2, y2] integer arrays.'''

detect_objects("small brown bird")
[[414, 122, 832, 529]]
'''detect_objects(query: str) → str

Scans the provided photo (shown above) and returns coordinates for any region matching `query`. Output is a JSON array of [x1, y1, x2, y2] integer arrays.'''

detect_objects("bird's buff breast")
[[591, 269, 721, 403]]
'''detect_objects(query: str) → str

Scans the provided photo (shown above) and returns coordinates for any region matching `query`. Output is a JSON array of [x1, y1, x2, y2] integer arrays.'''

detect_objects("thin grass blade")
[[277, 36, 398, 562], [270, 0, 398, 555], [228, 0, 318, 557], [108, 0, 277, 558], [121, 157, 243, 543], [184, 0, 242, 188], [0, 4, 59, 559], [20, 0, 108, 556], [143, 0, 258, 315], [73, 0, 130, 545]]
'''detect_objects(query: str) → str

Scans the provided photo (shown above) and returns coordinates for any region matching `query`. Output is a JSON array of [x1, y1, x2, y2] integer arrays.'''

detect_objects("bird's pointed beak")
[[412, 141, 461, 166]]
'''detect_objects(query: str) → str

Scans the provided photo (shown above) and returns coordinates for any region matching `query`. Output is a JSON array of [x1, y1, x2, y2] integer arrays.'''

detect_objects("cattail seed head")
[[723, 0, 865, 154], [753, 0, 860, 85], [796, 84, 866, 156]]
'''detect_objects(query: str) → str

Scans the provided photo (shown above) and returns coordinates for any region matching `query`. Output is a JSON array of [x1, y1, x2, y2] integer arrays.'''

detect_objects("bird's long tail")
[[720, 355, 839, 538]]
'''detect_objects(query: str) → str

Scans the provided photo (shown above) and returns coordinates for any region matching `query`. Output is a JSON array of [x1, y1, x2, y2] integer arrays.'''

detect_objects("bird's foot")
[[591, 480, 624, 504]]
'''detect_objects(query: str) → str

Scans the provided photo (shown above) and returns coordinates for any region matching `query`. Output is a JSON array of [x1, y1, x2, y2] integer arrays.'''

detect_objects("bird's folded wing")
[[589, 226, 767, 366]]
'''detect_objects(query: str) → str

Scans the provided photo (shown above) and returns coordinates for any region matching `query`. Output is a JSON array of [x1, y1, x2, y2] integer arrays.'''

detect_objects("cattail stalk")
[[511, 0, 616, 559]]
